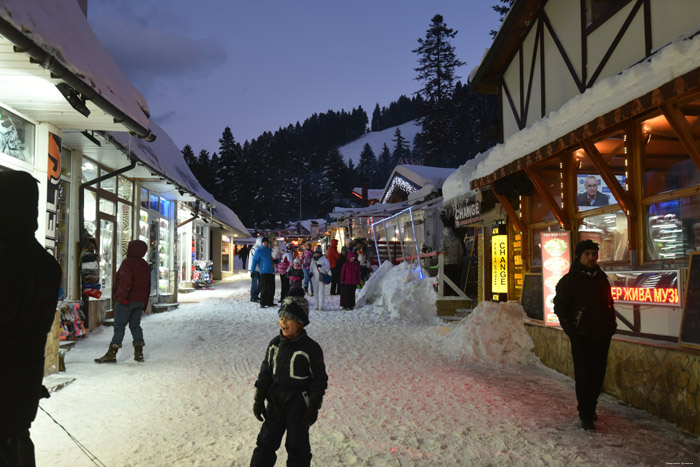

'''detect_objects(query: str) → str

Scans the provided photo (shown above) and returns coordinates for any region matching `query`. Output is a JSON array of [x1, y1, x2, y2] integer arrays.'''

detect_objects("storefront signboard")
[[606, 270, 680, 306], [491, 224, 508, 302], [45, 132, 61, 257], [454, 193, 480, 227], [541, 231, 571, 326]]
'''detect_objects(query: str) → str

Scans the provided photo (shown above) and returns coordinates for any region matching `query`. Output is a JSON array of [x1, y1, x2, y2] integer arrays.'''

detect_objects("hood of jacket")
[[126, 240, 148, 258]]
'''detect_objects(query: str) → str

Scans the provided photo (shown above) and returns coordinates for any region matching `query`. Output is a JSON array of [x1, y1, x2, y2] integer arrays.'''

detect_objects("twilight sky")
[[87, 0, 503, 155]]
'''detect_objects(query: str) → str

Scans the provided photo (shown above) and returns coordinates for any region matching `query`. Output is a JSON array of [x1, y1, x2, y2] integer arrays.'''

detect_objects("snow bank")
[[355, 260, 394, 306], [359, 261, 439, 324], [438, 301, 538, 366]]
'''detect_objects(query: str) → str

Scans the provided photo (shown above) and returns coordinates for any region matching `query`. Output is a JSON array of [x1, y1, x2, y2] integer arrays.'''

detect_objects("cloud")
[[89, 16, 226, 91]]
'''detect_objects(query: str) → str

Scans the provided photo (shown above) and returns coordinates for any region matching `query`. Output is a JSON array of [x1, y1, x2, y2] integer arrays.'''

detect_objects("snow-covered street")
[[33, 273, 700, 466]]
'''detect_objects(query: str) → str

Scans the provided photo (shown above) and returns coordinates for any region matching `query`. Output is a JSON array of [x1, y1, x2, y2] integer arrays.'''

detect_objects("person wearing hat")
[[288, 257, 304, 293], [310, 248, 331, 311], [250, 292, 328, 466], [251, 237, 276, 308], [553, 239, 617, 432]]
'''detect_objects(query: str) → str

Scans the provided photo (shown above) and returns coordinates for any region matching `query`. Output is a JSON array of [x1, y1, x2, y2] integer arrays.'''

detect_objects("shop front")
[[445, 0, 700, 434]]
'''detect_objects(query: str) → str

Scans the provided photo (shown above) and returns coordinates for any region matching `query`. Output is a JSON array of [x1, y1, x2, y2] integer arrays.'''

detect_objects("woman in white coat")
[[311, 247, 331, 310]]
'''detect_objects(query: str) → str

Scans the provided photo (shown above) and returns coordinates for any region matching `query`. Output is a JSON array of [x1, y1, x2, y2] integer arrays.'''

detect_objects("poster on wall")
[[45, 132, 61, 258], [541, 231, 571, 326]]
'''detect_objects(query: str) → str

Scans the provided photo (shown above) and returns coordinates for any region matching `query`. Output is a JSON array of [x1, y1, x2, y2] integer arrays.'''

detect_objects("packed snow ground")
[[34, 270, 700, 466]]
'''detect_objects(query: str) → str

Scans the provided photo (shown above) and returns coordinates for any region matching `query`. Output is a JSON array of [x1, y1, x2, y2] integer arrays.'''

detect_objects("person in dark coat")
[[251, 292, 328, 467], [553, 239, 617, 431], [95, 240, 151, 363], [328, 238, 340, 295], [238, 244, 250, 270], [0, 171, 62, 466], [340, 252, 361, 310]]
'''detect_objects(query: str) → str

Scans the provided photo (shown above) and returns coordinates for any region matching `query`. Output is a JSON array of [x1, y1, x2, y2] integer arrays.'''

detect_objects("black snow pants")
[[251, 392, 311, 467], [259, 274, 276, 307], [569, 334, 611, 421]]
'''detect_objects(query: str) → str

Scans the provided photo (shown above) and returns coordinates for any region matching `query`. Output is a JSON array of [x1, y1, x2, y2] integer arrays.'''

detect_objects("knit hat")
[[347, 252, 356, 260], [575, 239, 599, 258], [293, 257, 301, 264], [278, 295, 309, 326], [261, 237, 270, 244], [315, 246, 322, 253]]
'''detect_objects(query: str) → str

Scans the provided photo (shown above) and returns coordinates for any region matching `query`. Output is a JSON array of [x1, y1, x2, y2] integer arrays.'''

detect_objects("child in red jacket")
[[340, 252, 361, 310]]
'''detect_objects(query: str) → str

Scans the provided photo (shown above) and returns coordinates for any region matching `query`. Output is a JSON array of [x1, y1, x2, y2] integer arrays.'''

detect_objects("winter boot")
[[133, 340, 145, 362], [94, 343, 121, 363]]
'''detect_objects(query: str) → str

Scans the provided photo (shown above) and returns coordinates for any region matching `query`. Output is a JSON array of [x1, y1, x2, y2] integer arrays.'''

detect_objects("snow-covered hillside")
[[339, 120, 421, 166]]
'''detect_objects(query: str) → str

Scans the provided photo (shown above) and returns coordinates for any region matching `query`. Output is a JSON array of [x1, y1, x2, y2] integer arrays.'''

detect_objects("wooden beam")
[[661, 101, 700, 172], [489, 182, 527, 234], [524, 166, 570, 229], [581, 140, 634, 214]]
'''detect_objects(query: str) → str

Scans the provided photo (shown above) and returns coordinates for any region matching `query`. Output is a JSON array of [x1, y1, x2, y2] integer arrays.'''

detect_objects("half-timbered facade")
[[442, 0, 700, 434]]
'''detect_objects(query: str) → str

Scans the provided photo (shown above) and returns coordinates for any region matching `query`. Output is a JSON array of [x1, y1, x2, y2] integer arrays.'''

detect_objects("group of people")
[[248, 238, 368, 311]]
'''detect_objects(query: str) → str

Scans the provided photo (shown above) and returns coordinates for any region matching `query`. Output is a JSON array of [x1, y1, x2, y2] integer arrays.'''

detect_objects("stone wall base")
[[525, 323, 700, 435]]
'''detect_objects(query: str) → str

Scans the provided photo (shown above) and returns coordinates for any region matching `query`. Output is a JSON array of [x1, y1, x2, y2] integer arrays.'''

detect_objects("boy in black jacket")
[[251, 290, 328, 466]]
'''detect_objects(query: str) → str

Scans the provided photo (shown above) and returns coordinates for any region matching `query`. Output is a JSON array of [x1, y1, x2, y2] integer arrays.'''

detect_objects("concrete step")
[[151, 302, 179, 313]]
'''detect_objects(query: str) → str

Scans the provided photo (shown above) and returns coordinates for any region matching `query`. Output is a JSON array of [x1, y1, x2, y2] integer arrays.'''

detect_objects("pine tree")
[[216, 127, 242, 207], [371, 103, 382, 132], [377, 143, 393, 187], [356, 143, 377, 187], [490, 0, 515, 37], [391, 127, 411, 166], [413, 14, 466, 167], [195, 149, 214, 192]]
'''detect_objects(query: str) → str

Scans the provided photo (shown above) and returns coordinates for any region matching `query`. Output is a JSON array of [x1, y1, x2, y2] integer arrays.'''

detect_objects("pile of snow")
[[355, 260, 394, 306], [438, 301, 538, 366], [358, 261, 438, 324]]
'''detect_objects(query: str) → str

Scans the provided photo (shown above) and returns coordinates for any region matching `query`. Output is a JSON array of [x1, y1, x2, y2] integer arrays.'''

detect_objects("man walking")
[[553, 239, 617, 431], [249, 237, 263, 302], [0, 171, 62, 466]]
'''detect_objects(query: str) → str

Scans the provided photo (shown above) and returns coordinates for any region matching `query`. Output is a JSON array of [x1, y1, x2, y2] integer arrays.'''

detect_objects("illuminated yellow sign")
[[491, 227, 508, 299]]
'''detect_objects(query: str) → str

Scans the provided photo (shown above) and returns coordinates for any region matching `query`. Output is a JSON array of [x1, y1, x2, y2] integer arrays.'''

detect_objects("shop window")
[[117, 202, 132, 265], [60, 147, 72, 177], [100, 170, 116, 193], [645, 194, 700, 261], [159, 198, 171, 217], [578, 210, 629, 262], [0, 106, 35, 164], [149, 193, 159, 211], [99, 198, 115, 216], [118, 177, 133, 202], [529, 162, 562, 223], [140, 188, 149, 210], [81, 160, 98, 183], [99, 219, 114, 296], [575, 133, 626, 212], [642, 112, 700, 197], [531, 226, 565, 267], [84, 190, 97, 237], [139, 210, 149, 242]]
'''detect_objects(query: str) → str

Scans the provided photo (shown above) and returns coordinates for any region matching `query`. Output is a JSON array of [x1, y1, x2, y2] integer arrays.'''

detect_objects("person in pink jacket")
[[95, 240, 151, 363], [340, 252, 361, 310]]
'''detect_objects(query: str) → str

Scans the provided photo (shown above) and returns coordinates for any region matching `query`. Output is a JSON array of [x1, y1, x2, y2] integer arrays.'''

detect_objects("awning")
[[0, 0, 153, 139]]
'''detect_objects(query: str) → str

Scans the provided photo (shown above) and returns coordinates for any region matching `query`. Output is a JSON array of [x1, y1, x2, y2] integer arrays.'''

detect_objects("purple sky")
[[87, 0, 502, 155]]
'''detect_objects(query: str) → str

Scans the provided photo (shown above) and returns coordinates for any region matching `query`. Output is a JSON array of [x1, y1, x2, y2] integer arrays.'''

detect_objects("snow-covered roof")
[[443, 29, 700, 202], [0, 0, 152, 138], [108, 121, 216, 205], [210, 202, 248, 237], [380, 164, 455, 203]]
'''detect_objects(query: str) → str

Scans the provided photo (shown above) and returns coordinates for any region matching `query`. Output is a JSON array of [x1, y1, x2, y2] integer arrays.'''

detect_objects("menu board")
[[520, 273, 544, 321], [679, 252, 700, 350], [541, 231, 571, 326]]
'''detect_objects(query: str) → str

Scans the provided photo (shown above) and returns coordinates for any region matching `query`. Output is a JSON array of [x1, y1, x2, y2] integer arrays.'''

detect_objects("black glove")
[[253, 389, 267, 422], [303, 396, 322, 427]]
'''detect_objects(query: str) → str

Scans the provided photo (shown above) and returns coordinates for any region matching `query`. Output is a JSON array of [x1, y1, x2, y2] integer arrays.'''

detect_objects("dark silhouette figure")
[[0, 171, 62, 466]]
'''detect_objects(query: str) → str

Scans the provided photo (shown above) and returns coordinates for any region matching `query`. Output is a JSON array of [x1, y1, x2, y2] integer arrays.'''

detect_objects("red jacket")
[[113, 240, 151, 308], [328, 239, 339, 268], [340, 258, 361, 286]]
